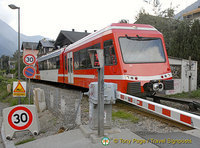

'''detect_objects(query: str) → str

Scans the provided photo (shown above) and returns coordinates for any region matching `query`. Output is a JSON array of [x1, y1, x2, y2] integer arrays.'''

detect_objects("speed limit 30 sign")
[[8, 106, 33, 130], [23, 54, 36, 65], [3, 105, 40, 139]]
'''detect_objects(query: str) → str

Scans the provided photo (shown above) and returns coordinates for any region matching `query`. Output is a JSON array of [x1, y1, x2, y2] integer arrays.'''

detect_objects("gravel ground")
[[81, 96, 183, 136]]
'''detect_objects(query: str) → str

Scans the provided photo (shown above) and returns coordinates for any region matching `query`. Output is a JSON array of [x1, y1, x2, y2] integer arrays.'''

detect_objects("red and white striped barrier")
[[116, 92, 200, 129]]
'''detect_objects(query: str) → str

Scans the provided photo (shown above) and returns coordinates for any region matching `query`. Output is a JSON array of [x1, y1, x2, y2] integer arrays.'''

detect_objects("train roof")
[[63, 23, 158, 53], [37, 23, 159, 61], [37, 48, 64, 62]]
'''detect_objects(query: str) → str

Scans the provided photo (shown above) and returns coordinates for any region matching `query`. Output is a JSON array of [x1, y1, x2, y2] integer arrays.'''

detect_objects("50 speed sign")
[[23, 54, 36, 65]]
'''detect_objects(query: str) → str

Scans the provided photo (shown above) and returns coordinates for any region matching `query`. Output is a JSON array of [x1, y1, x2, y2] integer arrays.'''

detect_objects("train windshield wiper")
[[125, 34, 158, 41]]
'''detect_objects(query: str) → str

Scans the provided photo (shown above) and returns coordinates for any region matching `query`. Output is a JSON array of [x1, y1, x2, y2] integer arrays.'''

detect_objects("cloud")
[[0, 0, 16, 24]]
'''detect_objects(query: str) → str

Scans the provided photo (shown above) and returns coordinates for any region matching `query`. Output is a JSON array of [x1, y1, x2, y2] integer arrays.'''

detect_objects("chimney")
[[72, 29, 75, 32], [85, 30, 87, 33]]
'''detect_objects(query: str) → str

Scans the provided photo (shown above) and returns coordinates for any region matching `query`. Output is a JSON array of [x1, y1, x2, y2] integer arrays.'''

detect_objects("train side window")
[[74, 51, 80, 69], [65, 55, 68, 70], [38, 62, 43, 70], [48, 58, 53, 69], [104, 40, 117, 65], [87, 43, 101, 68], [52, 57, 56, 69], [56, 56, 60, 69], [80, 49, 87, 69], [44, 60, 48, 70]]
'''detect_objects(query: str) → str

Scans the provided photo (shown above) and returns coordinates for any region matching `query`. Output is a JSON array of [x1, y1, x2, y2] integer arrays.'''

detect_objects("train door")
[[67, 52, 74, 83]]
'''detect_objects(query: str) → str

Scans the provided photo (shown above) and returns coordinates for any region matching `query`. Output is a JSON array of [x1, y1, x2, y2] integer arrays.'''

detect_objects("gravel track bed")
[[81, 97, 182, 136]]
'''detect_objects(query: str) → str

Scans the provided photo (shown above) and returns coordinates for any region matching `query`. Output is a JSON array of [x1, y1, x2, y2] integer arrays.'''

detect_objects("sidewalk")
[[15, 126, 157, 148]]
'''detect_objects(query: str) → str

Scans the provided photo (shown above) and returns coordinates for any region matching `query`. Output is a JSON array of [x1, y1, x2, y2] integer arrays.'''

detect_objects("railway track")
[[114, 100, 194, 131], [31, 80, 200, 130]]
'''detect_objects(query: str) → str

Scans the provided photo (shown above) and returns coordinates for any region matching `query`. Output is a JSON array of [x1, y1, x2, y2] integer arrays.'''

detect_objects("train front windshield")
[[119, 37, 166, 63]]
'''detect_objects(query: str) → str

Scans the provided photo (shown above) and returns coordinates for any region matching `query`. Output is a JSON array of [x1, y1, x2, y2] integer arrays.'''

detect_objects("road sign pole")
[[28, 78, 31, 104]]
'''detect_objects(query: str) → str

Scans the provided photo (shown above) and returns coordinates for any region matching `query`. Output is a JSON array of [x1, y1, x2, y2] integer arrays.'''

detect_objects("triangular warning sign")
[[14, 81, 25, 93]]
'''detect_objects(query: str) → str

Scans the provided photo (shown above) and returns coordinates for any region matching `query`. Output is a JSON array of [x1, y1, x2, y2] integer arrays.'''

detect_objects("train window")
[[73, 43, 100, 70], [52, 57, 57, 69], [38, 62, 43, 70], [44, 60, 48, 70], [56, 56, 60, 69], [119, 37, 166, 63], [65, 55, 68, 71], [48, 59, 53, 69], [87, 43, 100, 68], [104, 40, 117, 65], [74, 51, 80, 70], [80, 49, 87, 69]]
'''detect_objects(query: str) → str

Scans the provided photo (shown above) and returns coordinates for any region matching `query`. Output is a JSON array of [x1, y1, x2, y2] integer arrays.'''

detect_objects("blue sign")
[[23, 66, 36, 78]]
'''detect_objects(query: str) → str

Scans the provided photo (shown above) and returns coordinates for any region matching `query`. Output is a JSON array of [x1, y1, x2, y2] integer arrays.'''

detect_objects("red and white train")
[[35, 23, 174, 96]]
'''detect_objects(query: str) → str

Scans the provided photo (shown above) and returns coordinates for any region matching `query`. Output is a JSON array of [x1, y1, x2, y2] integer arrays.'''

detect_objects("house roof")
[[54, 30, 90, 48], [21, 42, 38, 50], [38, 39, 55, 48], [174, 0, 200, 19]]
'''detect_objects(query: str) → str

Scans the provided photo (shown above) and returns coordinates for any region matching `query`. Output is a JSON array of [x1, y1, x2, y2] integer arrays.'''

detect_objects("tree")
[[0, 55, 9, 73]]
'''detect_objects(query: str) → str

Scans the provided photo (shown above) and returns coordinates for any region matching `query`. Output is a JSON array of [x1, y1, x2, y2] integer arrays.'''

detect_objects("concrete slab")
[[1, 117, 15, 148], [184, 129, 200, 138], [140, 132, 200, 148], [16, 126, 158, 148]]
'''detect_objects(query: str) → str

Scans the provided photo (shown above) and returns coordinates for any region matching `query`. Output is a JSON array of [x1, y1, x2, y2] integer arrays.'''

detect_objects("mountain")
[[0, 19, 44, 56]]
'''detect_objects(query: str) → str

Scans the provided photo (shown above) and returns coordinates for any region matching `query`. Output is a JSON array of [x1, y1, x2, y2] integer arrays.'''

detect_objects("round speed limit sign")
[[23, 54, 36, 65], [8, 106, 33, 130]]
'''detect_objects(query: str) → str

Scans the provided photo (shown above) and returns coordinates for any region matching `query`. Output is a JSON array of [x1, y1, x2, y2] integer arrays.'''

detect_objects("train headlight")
[[153, 83, 159, 91], [158, 83, 164, 91]]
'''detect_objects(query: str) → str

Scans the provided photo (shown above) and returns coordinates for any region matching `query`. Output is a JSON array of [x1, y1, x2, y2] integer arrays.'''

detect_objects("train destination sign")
[[23, 66, 36, 78], [13, 81, 26, 97], [23, 54, 36, 65]]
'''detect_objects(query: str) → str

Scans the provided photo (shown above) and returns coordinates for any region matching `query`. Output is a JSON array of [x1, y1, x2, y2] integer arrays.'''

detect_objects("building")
[[21, 42, 39, 58], [165, 57, 198, 95], [175, 0, 200, 21], [37, 39, 55, 57], [54, 29, 90, 49]]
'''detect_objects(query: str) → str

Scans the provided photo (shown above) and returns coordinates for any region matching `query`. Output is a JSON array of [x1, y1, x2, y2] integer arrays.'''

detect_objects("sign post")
[[23, 54, 36, 104], [88, 49, 104, 137]]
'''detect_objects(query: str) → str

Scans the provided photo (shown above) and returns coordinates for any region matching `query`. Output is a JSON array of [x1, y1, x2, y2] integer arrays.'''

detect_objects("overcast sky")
[[0, 0, 197, 40]]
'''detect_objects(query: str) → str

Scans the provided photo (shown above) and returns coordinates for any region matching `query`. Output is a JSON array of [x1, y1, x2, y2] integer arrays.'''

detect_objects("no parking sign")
[[3, 105, 40, 139]]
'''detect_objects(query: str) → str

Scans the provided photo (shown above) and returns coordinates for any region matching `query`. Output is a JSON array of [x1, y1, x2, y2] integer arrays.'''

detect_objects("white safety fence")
[[116, 91, 200, 129]]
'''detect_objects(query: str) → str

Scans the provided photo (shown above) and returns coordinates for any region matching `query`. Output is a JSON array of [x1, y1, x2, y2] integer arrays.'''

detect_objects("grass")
[[0, 75, 32, 106], [15, 137, 36, 145], [167, 89, 200, 99], [112, 110, 139, 123]]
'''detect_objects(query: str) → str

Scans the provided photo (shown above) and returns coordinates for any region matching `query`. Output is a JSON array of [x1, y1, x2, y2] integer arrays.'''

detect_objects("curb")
[[0, 117, 15, 148]]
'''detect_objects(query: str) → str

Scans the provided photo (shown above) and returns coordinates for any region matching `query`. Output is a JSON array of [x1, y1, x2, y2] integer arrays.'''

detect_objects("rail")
[[150, 95, 200, 111]]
